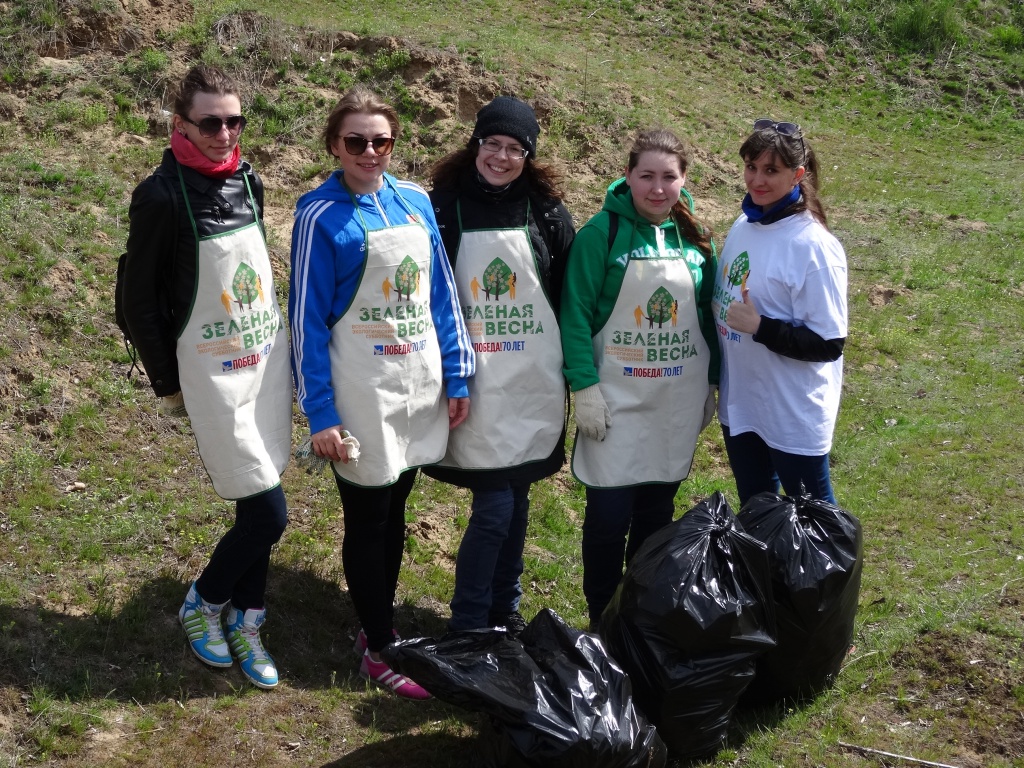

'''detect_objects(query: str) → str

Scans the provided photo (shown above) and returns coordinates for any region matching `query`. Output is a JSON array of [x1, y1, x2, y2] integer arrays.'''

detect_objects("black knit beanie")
[[470, 97, 540, 158]]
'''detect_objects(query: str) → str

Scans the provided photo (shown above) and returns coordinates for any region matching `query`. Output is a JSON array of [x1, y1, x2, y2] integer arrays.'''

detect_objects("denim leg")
[[582, 486, 635, 625], [624, 481, 680, 564], [769, 449, 837, 505], [721, 425, 781, 508], [449, 486, 517, 630], [490, 482, 530, 616]]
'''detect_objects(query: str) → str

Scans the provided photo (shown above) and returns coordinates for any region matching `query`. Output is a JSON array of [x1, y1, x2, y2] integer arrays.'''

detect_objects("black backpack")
[[114, 172, 178, 374]]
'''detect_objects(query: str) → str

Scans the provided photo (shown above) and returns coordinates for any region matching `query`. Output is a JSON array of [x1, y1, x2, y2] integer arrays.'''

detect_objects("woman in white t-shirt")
[[712, 119, 847, 506]]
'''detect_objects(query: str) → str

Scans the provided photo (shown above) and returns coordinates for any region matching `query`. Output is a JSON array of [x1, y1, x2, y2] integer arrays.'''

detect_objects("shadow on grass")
[[319, 732, 479, 767], [0, 564, 449, 707]]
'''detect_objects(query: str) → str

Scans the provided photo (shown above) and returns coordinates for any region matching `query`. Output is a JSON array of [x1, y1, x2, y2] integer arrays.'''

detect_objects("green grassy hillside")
[[0, 0, 1022, 765]]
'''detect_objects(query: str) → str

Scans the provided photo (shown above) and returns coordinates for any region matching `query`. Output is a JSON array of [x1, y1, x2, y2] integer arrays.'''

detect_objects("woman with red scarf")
[[122, 65, 292, 690]]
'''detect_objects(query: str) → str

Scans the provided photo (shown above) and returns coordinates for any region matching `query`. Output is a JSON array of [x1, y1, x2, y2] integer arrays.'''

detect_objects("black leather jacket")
[[122, 149, 265, 396], [424, 169, 576, 490]]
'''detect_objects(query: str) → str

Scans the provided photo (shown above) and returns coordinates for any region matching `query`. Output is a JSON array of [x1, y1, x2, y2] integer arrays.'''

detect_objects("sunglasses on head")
[[183, 114, 247, 138], [753, 118, 802, 137], [341, 136, 395, 156]]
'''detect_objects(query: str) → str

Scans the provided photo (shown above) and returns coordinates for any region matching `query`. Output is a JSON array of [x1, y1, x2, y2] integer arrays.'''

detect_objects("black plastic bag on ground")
[[600, 492, 776, 760], [382, 609, 666, 768], [737, 491, 863, 703]]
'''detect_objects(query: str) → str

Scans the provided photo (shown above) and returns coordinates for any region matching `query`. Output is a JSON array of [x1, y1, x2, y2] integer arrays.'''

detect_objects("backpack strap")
[[606, 210, 619, 251]]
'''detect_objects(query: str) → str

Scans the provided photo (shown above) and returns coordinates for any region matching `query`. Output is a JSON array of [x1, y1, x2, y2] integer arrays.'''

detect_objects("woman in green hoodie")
[[560, 129, 720, 629]]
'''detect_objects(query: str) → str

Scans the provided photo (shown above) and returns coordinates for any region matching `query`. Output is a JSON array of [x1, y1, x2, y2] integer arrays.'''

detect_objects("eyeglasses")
[[753, 118, 802, 137], [182, 114, 247, 138], [477, 137, 528, 161], [341, 136, 396, 156]]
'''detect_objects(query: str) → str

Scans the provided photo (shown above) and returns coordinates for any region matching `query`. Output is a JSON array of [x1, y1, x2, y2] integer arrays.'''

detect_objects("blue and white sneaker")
[[179, 582, 232, 668], [225, 606, 278, 689]]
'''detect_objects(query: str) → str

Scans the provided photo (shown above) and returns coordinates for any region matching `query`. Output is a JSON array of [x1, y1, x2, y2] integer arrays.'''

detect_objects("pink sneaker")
[[359, 651, 431, 700], [352, 628, 400, 657]]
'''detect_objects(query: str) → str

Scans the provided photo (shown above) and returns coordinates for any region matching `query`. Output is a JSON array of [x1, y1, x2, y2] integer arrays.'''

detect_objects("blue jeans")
[[581, 482, 680, 625], [721, 425, 836, 508], [449, 482, 530, 631]]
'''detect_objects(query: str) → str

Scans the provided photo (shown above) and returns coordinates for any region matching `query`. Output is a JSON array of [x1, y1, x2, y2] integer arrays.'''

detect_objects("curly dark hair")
[[428, 143, 565, 200]]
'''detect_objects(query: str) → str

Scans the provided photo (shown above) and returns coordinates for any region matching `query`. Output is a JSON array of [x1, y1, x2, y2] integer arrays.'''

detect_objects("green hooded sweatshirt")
[[559, 177, 720, 391]]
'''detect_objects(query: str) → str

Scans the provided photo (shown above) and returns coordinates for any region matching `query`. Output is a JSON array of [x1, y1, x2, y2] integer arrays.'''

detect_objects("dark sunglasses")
[[182, 114, 247, 138], [341, 136, 395, 156], [753, 118, 802, 137]]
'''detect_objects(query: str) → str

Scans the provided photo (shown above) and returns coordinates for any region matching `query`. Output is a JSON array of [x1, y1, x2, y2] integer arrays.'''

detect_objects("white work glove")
[[159, 391, 188, 418], [701, 385, 718, 431], [574, 384, 611, 442], [341, 432, 361, 464]]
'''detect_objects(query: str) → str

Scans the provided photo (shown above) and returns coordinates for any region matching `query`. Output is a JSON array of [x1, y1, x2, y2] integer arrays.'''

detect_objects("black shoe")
[[489, 611, 528, 638]]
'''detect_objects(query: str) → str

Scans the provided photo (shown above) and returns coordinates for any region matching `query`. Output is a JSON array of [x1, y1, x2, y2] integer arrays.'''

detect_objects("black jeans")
[[581, 481, 680, 625], [196, 484, 288, 610], [335, 469, 417, 653]]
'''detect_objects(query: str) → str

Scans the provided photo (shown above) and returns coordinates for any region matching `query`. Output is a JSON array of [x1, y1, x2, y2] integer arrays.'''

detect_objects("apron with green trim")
[[328, 190, 446, 487], [176, 173, 292, 500], [571, 227, 709, 488], [439, 202, 563, 469]]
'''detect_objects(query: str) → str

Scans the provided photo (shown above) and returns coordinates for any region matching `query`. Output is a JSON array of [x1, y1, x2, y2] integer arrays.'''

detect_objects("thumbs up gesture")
[[726, 272, 762, 335]]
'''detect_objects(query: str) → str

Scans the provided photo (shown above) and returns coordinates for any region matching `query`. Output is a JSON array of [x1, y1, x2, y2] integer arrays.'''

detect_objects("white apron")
[[440, 205, 564, 469], [328, 193, 447, 487], [176, 173, 292, 500], [571, 232, 710, 488]]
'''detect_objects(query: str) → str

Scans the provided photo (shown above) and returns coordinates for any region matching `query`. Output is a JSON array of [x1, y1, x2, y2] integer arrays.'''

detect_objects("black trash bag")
[[737, 491, 863, 703], [600, 492, 776, 760], [382, 609, 667, 768]]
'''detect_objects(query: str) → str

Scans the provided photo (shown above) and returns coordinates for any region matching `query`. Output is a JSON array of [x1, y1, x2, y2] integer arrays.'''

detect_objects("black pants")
[[581, 481, 680, 625], [335, 469, 417, 653], [196, 484, 288, 610]]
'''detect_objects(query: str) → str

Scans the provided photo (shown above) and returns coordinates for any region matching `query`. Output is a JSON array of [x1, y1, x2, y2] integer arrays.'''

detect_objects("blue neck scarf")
[[742, 185, 801, 224]]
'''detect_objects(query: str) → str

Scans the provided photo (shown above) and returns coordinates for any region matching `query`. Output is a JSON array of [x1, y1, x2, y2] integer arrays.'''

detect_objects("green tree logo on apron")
[[230, 262, 262, 311], [643, 286, 676, 329], [395, 255, 419, 301], [481, 257, 515, 301], [726, 250, 750, 289]]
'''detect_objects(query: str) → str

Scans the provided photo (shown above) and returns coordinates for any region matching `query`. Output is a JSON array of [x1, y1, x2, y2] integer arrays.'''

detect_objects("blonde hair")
[[322, 87, 400, 157]]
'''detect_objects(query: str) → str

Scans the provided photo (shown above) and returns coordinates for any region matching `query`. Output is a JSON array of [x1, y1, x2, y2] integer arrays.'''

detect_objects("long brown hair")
[[428, 145, 565, 200], [172, 65, 240, 117], [321, 87, 400, 157], [627, 129, 714, 257], [739, 126, 829, 229]]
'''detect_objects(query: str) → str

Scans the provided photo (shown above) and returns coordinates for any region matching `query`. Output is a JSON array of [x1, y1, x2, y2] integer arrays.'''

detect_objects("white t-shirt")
[[712, 210, 847, 455]]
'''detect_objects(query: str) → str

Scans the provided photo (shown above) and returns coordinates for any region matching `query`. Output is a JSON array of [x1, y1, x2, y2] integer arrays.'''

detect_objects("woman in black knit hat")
[[424, 97, 575, 635]]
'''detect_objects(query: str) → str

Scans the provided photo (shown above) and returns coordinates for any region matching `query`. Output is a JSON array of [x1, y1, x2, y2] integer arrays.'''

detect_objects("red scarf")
[[171, 130, 241, 178]]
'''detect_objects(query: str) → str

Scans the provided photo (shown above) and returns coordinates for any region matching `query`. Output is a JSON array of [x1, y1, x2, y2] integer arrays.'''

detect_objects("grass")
[[0, 0, 1023, 766]]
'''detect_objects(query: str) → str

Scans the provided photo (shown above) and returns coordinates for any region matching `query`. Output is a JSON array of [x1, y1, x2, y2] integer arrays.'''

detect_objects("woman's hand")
[[312, 425, 355, 464], [448, 397, 470, 429], [159, 391, 188, 418], [726, 285, 762, 335]]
